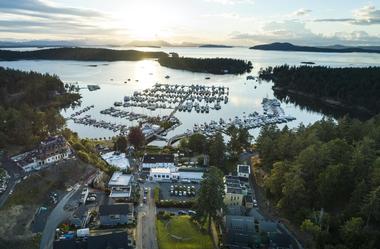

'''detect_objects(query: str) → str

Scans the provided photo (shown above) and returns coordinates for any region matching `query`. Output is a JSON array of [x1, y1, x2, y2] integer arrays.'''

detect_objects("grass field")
[[156, 215, 213, 249]]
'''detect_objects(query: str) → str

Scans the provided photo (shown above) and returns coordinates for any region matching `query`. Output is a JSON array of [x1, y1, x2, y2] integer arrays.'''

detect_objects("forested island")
[[0, 67, 80, 148], [0, 47, 168, 61], [158, 56, 252, 74], [256, 116, 380, 248], [251, 42, 380, 54], [259, 65, 380, 115]]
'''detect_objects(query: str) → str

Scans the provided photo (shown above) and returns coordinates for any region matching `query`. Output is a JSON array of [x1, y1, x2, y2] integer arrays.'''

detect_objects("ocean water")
[[1, 47, 379, 144]]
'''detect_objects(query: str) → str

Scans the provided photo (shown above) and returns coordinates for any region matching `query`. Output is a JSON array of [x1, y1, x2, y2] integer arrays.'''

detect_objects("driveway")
[[39, 184, 81, 249]]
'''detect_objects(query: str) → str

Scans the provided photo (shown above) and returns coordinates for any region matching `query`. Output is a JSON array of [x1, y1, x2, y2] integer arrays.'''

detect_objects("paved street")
[[39, 184, 81, 249], [136, 183, 158, 249], [0, 156, 22, 208]]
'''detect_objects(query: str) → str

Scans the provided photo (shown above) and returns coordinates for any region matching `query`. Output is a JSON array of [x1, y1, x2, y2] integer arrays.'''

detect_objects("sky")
[[0, 0, 379, 46]]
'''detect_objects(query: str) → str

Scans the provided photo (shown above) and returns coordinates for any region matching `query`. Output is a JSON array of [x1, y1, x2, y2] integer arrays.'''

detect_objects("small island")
[[250, 42, 380, 54], [0, 47, 168, 61], [199, 44, 233, 48], [158, 56, 252, 74]]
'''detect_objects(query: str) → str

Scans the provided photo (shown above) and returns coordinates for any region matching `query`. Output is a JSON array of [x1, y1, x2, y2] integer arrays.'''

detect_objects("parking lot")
[[159, 182, 200, 201]]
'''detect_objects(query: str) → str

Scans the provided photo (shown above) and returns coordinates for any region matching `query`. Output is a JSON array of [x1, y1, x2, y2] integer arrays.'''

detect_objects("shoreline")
[[273, 86, 374, 116]]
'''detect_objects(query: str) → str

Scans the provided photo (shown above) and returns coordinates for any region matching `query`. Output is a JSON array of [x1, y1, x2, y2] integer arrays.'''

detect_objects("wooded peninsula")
[[259, 65, 380, 115], [0, 47, 168, 61], [158, 56, 252, 74]]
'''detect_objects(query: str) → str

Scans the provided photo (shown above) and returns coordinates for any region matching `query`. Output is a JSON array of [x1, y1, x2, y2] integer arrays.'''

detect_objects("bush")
[[156, 200, 196, 208]]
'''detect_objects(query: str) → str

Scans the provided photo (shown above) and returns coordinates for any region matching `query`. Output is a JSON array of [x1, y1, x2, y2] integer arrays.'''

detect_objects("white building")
[[142, 154, 175, 170], [237, 164, 251, 179], [149, 167, 204, 182], [224, 176, 244, 206], [12, 136, 71, 172], [149, 167, 178, 182], [108, 172, 133, 200], [101, 152, 130, 170]]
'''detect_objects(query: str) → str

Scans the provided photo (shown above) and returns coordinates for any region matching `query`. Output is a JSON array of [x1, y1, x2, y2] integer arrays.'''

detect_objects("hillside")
[[250, 42, 380, 54]]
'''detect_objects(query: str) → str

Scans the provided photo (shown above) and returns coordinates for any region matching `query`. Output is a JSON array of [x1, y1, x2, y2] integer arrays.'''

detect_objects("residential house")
[[237, 164, 250, 179], [12, 136, 71, 172], [224, 176, 245, 206], [99, 204, 134, 226]]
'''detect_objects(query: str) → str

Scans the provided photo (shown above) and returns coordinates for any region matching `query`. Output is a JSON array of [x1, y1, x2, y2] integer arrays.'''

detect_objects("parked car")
[[178, 210, 187, 215]]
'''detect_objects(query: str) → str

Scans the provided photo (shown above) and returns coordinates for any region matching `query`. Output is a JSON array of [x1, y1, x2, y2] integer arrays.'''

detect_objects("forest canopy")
[[259, 65, 380, 115], [0, 67, 80, 148], [256, 116, 380, 248], [0, 47, 168, 61], [158, 56, 252, 74]]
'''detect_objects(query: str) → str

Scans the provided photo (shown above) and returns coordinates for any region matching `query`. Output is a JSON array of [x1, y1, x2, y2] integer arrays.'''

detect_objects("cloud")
[[205, 0, 255, 5], [315, 5, 380, 25], [229, 20, 380, 46], [0, 0, 119, 40], [293, 8, 312, 17]]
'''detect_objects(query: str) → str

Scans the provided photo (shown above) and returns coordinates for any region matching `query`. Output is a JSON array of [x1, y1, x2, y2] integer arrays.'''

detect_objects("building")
[[224, 215, 260, 248], [108, 172, 133, 200], [237, 164, 251, 179], [149, 167, 177, 182], [101, 151, 130, 170], [99, 204, 134, 226], [224, 176, 244, 206], [53, 231, 133, 249], [148, 167, 204, 182], [12, 136, 71, 172], [141, 154, 175, 170]]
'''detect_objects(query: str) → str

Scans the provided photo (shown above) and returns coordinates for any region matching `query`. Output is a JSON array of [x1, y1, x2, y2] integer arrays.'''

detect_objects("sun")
[[116, 3, 170, 41]]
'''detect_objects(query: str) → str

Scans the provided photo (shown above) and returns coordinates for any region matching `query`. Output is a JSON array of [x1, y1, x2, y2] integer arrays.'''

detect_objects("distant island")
[[199, 44, 233, 48], [0, 47, 168, 61], [250, 42, 380, 54], [259, 65, 380, 114], [158, 56, 252, 74]]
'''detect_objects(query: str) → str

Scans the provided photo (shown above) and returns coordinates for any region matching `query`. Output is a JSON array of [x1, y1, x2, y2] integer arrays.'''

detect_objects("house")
[[224, 176, 244, 206], [224, 215, 260, 248], [108, 172, 133, 200], [141, 154, 175, 170], [12, 136, 72, 172], [99, 204, 134, 226], [237, 164, 250, 179], [53, 231, 133, 249]]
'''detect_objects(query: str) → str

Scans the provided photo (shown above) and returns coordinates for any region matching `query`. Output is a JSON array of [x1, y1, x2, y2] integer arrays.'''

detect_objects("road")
[[248, 171, 304, 249], [0, 156, 22, 208], [136, 183, 158, 249], [39, 184, 81, 249]]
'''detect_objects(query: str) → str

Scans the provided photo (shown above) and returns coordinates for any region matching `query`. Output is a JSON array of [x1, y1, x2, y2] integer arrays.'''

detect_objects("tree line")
[[0, 67, 80, 148], [0, 47, 168, 61], [256, 116, 380, 248], [158, 56, 253, 74], [259, 65, 380, 115]]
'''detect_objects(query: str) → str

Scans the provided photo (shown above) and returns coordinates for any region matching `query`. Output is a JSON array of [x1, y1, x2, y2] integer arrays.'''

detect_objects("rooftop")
[[108, 172, 132, 186], [99, 204, 130, 216], [238, 164, 250, 174], [143, 154, 174, 164], [101, 152, 130, 169], [151, 167, 174, 174]]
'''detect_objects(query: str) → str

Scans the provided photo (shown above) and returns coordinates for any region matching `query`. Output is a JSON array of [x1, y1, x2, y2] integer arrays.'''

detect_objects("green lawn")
[[156, 215, 214, 249]]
